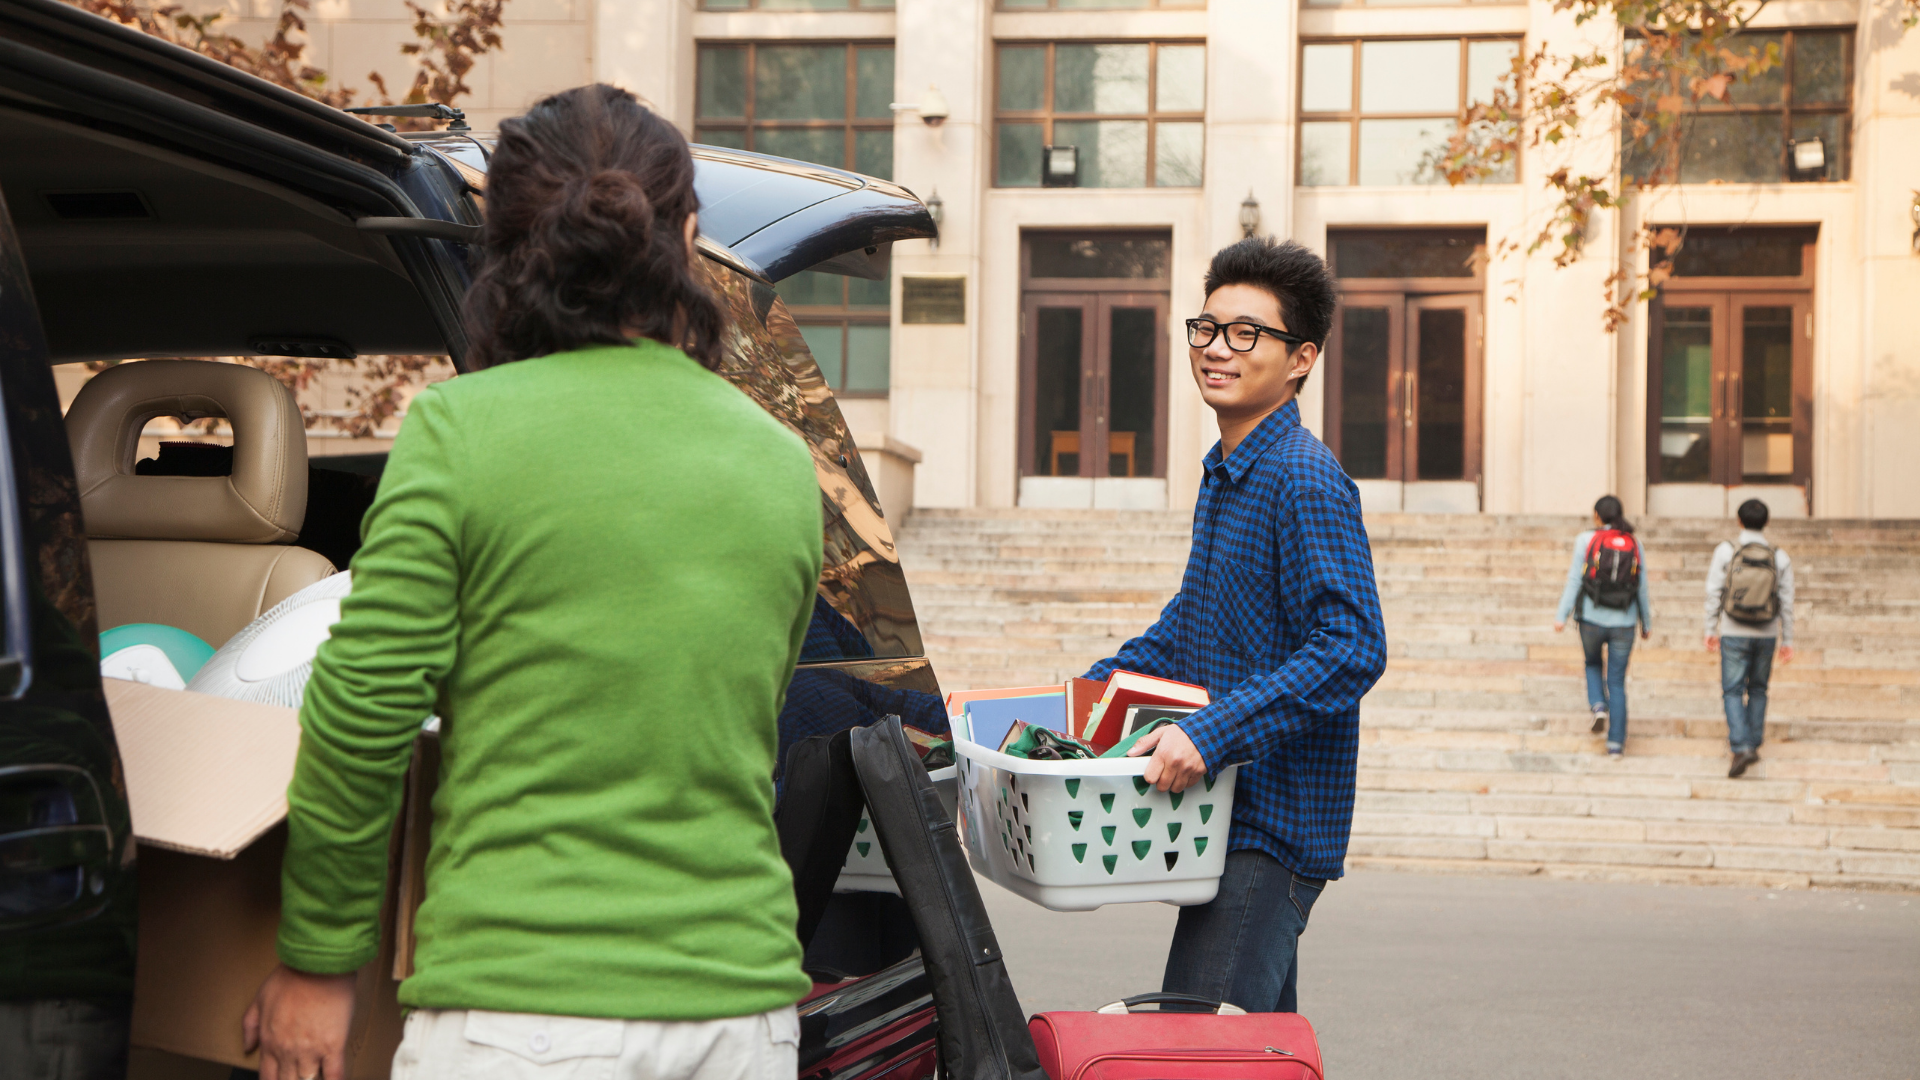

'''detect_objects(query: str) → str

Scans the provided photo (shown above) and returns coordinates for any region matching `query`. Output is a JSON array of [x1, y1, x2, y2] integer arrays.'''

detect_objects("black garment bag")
[[849, 718, 1049, 1080]]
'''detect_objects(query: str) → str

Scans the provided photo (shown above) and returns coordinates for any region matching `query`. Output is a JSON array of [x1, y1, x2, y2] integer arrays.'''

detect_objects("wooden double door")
[[1020, 291, 1169, 479], [1324, 292, 1483, 483], [1648, 291, 1811, 487]]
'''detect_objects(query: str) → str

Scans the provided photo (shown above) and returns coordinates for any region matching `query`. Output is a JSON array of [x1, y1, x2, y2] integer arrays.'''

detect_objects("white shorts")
[[390, 1003, 799, 1080]]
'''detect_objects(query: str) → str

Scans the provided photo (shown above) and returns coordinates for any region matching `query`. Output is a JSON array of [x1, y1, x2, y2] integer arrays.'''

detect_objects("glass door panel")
[[1738, 304, 1796, 483], [1028, 300, 1091, 476], [1410, 304, 1469, 480], [1656, 303, 1719, 482], [1105, 304, 1159, 479], [1334, 305, 1395, 479]]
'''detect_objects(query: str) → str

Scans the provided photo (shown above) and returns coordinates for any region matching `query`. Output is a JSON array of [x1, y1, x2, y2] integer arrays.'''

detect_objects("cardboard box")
[[108, 678, 411, 1077]]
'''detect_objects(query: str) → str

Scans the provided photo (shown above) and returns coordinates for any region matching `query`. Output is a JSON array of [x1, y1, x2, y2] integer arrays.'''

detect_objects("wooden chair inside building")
[[1048, 430, 1136, 478]]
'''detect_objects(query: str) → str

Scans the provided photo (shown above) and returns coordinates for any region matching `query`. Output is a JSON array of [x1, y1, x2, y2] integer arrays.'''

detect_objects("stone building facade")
[[217, 0, 1920, 519]]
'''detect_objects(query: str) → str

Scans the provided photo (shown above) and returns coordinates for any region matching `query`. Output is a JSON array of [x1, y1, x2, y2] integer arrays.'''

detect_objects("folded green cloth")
[[999, 722, 1098, 760], [1098, 718, 1177, 759]]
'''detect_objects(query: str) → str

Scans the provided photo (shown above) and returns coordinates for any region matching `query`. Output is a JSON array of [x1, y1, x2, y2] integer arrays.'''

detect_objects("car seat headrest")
[[66, 360, 308, 543]]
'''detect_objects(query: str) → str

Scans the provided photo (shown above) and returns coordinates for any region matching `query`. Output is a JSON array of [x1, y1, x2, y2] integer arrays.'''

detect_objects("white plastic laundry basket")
[[952, 737, 1238, 912], [832, 764, 957, 895]]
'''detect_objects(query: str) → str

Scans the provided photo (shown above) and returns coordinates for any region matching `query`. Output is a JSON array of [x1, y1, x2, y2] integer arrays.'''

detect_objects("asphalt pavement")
[[977, 869, 1920, 1080]]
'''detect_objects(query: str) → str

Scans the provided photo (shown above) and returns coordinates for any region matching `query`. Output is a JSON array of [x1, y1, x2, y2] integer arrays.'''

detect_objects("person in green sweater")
[[242, 85, 822, 1080]]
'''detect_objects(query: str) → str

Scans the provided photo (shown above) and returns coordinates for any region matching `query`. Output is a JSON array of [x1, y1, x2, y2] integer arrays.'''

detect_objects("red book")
[[1082, 671, 1210, 752], [1065, 677, 1107, 739]]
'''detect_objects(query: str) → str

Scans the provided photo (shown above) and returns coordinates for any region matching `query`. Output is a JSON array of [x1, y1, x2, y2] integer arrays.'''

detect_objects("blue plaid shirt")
[[1084, 401, 1386, 880]]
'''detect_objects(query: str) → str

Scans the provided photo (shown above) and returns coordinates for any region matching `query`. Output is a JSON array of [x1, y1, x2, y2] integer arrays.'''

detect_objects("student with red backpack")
[[1554, 495, 1653, 756]]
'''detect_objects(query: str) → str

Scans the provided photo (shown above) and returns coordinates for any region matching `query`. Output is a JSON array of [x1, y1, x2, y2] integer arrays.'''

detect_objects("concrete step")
[[898, 509, 1920, 890]]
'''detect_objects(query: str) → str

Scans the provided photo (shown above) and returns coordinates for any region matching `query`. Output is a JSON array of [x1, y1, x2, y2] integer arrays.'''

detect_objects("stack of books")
[[948, 671, 1209, 755]]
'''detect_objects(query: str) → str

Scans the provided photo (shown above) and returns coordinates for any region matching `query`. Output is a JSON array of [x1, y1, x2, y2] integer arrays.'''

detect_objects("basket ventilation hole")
[[1167, 823, 1182, 841], [1072, 843, 1087, 863], [1195, 837, 1209, 856], [1132, 808, 1152, 827], [1132, 777, 1151, 796], [1027, 853, 1035, 872], [1199, 804, 1214, 824], [1100, 793, 1116, 813], [1101, 825, 1116, 846], [1131, 840, 1151, 861], [1169, 792, 1183, 810], [1024, 825, 1031, 841], [856, 819, 868, 834], [1065, 779, 1081, 798], [1068, 810, 1084, 831], [1021, 793, 1030, 811], [1204, 776, 1216, 792], [1102, 854, 1118, 875], [856, 842, 870, 858], [1164, 851, 1179, 871]]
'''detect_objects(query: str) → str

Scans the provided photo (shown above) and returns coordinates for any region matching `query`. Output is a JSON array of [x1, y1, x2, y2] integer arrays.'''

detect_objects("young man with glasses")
[[1084, 236, 1387, 1014]]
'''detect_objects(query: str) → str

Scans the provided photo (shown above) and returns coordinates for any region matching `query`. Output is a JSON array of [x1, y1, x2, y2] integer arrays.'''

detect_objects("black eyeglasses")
[[1185, 318, 1308, 353]]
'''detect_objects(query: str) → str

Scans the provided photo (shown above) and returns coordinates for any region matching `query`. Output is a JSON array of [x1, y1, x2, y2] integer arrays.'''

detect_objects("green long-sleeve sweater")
[[277, 341, 822, 1021]]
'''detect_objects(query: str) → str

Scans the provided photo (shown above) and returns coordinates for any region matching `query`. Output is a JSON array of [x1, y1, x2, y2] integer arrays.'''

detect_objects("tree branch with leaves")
[[1438, 0, 1915, 330], [63, 0, 505, 435]]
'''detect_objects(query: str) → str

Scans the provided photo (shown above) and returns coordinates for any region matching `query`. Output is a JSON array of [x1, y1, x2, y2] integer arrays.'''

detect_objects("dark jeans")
[[1162, 849, 1325, 1013], [1577, 621, 1636, 749], [0, 999, 130, 1080], [1720, 636, 1776, 753]]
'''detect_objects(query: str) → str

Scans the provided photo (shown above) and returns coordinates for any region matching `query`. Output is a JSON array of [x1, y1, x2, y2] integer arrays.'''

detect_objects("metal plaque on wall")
[[902, 275, 966, 324]]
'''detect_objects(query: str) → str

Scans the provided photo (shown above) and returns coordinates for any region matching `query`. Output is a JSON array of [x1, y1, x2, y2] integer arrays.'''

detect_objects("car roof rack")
[[344, 104, 469, 131]]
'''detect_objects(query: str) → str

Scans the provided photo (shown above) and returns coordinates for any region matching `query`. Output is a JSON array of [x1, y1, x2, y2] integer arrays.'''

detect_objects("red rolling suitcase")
[[1028, 993, 1323, 1080]]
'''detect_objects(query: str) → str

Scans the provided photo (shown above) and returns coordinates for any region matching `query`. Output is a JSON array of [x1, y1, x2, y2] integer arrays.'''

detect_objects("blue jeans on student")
[[1162, 849, 1325, 1013], [1721, 636, 1775, 753], [1578, 621, 1635, 750]]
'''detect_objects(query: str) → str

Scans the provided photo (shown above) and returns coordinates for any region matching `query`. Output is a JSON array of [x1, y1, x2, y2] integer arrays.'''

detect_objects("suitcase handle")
[[1094, 992, 1248, 1016]]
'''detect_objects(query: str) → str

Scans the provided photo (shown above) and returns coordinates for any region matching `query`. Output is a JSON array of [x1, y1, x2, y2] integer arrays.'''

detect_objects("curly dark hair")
[[463, 84, 726, 369]]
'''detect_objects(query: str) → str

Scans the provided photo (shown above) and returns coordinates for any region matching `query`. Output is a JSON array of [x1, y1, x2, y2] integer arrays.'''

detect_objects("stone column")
[[891, 0, 991, 508], [1514, 0, 1622, 514], [592, 0, 696, 132], [1854, 13, 1920, 517]]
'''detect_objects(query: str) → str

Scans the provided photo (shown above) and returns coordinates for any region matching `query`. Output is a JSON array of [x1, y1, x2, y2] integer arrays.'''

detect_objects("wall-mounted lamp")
[[1239, 191, 1261, 238], [926, 188, 943, 248], [1790, 137, 1826, 174], [1042, 145, 1079, 187], [890, 84, 949, 127]]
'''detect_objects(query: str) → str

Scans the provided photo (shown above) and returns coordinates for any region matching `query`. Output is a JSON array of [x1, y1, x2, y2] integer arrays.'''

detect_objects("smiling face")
[[1190, 282, 1319, 427]]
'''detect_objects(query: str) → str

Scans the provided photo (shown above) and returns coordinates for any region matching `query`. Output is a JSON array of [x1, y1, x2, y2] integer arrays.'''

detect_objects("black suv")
[[0, 0, 943, 1075]]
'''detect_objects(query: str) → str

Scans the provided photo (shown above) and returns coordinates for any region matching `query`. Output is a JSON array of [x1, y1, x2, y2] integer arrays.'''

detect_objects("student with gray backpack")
[[1706, 499, 1796, 778], [1554, 495, 1654, 757]]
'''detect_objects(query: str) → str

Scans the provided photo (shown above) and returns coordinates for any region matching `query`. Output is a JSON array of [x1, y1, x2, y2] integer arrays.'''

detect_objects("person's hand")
[[242, 964, 358, 1080], [1779, 644, 1794, 664], [1552, 621, 1565, 634], [1641, 628, 1651, 641], [1705, 636, 1719, 653], [1128, 724, 1207, 793]]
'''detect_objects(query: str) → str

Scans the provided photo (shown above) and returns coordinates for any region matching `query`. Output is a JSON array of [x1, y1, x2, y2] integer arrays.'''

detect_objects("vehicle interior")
[[0, 107, 449, 365]]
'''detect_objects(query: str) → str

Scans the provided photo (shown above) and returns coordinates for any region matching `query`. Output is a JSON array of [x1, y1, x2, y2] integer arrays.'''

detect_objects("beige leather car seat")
[[66, 360, 337, 649]]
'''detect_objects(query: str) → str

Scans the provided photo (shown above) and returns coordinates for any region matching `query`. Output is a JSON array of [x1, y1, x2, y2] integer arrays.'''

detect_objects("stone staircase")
[[897, 509, 1920, 891]]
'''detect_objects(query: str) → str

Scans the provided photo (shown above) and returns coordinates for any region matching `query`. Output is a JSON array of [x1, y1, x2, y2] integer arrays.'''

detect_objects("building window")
[[994, 42, 1206, 188], [695, 43, 896, 179], [701, 0, 893, 10], [1298, 38, 1520, 187], [1624, 29, 1851, 184], [999, 1, 1202, 8], [776, 270, 891, 395]]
